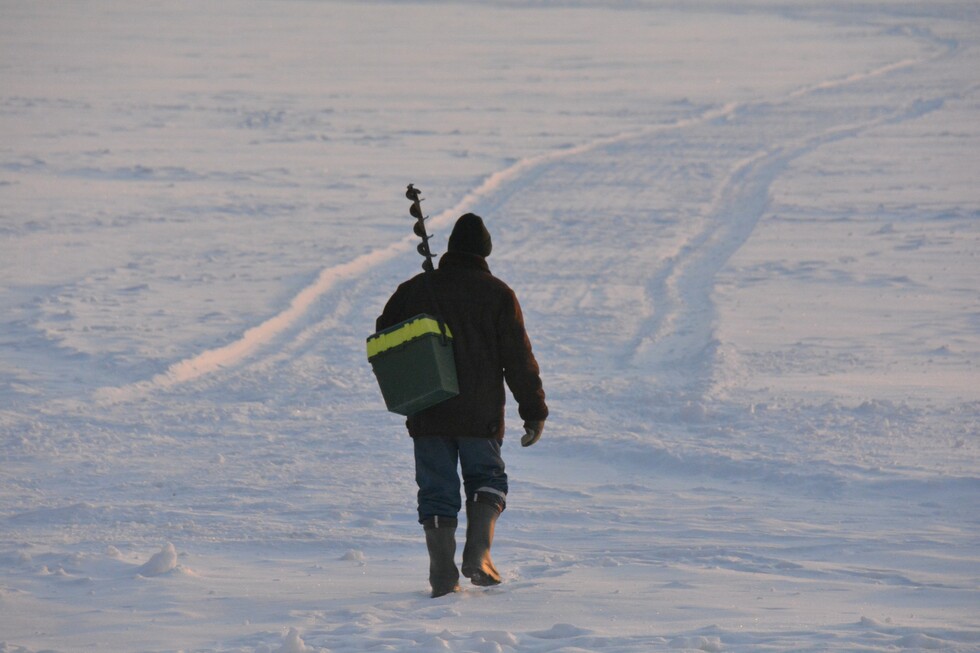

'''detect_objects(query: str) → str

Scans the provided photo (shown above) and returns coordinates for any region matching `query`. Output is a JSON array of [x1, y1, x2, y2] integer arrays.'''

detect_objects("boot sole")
[[431, 583, 461, 598], [465, 569, 501, 587]]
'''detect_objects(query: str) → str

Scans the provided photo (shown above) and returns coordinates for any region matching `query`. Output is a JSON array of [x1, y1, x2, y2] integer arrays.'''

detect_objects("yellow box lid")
[[366, 314, 452, 360]]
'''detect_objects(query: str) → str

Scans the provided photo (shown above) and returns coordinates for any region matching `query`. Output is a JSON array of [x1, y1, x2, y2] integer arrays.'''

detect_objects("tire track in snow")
[[93, 105, 747, 405], [618, 23, 959, 392], [94, 22, 956, 404], [785, 24, 960, 101], [624, 96, 948, 391]]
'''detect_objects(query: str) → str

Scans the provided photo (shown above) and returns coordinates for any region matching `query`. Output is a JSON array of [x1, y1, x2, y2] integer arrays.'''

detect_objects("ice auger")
[[406, 183, 436, 273]]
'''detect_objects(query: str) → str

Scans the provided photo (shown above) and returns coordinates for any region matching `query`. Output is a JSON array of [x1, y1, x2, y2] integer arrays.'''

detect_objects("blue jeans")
[[414, 436, 508, 522]]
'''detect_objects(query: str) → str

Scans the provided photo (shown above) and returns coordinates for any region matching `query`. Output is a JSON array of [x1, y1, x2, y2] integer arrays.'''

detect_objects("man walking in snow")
[[376, 212, 548, 597]]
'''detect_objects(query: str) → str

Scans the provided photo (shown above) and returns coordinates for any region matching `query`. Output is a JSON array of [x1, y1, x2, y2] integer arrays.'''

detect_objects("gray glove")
[[521, 420, 545, 447]]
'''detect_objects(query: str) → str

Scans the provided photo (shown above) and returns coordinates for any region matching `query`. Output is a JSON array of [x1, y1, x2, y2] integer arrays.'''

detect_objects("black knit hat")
[[448, 213, 492, 257]]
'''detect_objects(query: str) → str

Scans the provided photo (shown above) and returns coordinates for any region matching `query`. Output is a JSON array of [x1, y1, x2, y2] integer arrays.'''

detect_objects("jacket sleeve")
[[497, 290, 548, 422]]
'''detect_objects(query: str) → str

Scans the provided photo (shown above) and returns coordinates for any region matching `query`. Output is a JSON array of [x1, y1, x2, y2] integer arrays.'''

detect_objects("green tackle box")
[[366, 314, 459, 416]]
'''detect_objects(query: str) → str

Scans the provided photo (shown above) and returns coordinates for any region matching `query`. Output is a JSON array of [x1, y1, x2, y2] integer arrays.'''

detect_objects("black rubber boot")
[[461, 500, 502, 586], [423, 517, 460, 598]]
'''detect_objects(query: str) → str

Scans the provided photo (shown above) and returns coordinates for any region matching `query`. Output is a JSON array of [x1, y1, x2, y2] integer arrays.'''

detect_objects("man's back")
[[377, 250, 547, 440]]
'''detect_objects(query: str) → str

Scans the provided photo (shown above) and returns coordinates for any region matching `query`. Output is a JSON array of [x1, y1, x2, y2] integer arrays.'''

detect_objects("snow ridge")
[[92, 101, 751, 404], [93, 20, 956, 405], [627, 94, 948, 392]]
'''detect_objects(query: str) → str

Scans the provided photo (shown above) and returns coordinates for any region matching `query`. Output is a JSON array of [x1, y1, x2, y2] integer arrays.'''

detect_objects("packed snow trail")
[[626, 95, 947, 389], [93, 20, 956, 405], [92, 103, 744, 403]]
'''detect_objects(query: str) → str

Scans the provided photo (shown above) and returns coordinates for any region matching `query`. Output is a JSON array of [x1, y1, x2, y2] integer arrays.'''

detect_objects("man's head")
[[448, 213, 492, 258]]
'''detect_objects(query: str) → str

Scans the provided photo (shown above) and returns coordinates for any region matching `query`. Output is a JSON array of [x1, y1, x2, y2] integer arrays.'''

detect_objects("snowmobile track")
[[96, 21, 958, 405]]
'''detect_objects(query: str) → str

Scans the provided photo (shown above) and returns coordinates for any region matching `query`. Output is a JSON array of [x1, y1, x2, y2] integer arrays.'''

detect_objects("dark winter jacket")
[[376, 251, 548, 439]]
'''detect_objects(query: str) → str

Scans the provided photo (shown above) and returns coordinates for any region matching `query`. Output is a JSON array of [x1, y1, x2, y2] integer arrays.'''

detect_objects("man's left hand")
[[521, 420, 545, 447]]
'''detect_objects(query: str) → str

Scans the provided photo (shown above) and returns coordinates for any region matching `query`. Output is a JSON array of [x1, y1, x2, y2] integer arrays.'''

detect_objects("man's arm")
[[498, 291, 548, 423]]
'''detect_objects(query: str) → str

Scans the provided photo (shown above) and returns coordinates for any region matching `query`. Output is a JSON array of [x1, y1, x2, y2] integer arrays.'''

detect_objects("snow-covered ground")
[[2, 1, 978, 651]]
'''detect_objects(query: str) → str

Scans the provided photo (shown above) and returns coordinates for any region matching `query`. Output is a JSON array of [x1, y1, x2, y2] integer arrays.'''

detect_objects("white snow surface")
[[1, 1, 978, 651]]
